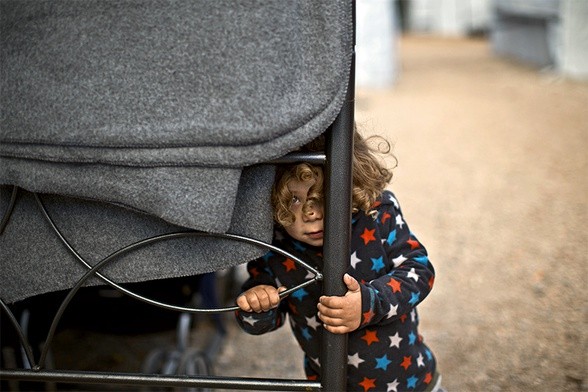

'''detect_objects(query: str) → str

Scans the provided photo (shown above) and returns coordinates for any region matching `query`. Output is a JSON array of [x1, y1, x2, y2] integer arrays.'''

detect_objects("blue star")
[[262, 251, 274, 261], [414, 255, 429, 265], [301, 327, 312, 341], [409, 292, 420, 306], [293, 240, 306, 252], [408, 331, 417, 345], [371, 256, 385, 273], [263, 266, 274, 277], [425, 348, 433, 361], [387, 230, 397, 245], [374, 354, 392, 371], [406, 375, 418, 389], [291, 288, 309, 301]]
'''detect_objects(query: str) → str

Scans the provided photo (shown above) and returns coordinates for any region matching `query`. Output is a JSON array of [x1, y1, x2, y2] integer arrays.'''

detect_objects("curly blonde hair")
[[351, 129, 395, 213], [273, 128, 395, 226], [272, 163, 324, 227]]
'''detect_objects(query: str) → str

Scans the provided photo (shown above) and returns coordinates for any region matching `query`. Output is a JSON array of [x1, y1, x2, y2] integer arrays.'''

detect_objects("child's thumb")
[[343, 273, 360, 292]]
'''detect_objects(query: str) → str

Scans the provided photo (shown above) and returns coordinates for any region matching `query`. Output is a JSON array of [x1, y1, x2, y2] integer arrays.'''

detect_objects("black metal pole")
[[321, 55, 355, 392], [0, 369, 321, 391]]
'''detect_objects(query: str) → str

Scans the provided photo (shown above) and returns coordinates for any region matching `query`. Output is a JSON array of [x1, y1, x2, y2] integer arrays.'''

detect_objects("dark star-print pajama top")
[[236, 190, 439, 392]]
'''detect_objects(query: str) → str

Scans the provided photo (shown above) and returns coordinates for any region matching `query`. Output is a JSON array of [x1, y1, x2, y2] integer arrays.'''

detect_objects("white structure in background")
[[355, 0, 400, 88], [407, 0, 492, 36], [559, 1, 588, 79], [491, 0, 588, 80], [405, 0, 588, 80]]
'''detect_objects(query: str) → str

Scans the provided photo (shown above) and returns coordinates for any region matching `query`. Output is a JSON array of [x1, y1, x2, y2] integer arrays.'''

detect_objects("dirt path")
[[216, 35, 588, 391]]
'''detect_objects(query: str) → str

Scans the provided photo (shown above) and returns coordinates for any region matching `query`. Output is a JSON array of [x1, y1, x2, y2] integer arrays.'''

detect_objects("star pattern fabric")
[[235, 191, 438, 391]]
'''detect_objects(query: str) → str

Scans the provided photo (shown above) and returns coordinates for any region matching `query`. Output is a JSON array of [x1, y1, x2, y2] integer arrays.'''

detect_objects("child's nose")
[[304, 204, 323, 220]]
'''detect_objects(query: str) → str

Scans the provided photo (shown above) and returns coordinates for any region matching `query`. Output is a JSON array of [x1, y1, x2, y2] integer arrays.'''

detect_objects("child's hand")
[[317, 273, 362, 334], [236, 285, 286, 313]]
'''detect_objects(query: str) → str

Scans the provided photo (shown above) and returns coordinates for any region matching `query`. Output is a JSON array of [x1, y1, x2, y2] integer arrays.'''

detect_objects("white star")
[[350, 251, 362, 269], [395, 214, 404, 228], [305, 270, 315, 280], [306, 315, 321, 330], [387, 378, 400, 392], [388, 332, 403, 348], [417, 353, 425, 367], [347, 352, 364, 368], [407, 268, 419, 282], [392, 254, 407, 267], [242, 315, 258, 326], [411, 309, 417, 323], [311, 356, 320, 368], [386, 304, 398, 319]]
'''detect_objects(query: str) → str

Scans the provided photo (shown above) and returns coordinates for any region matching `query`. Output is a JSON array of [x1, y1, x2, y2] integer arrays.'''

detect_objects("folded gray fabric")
[[0, 165, 274, 304], [0, 0, 352, 230]]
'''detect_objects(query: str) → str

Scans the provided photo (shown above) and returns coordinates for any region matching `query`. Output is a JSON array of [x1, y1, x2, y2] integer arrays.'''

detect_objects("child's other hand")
[[237, 285, 286, 313], [317, 273, 362, 334]]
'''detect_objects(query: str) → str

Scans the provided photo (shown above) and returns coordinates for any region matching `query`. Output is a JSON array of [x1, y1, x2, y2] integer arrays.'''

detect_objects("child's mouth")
[[307, 230, 323, 240]]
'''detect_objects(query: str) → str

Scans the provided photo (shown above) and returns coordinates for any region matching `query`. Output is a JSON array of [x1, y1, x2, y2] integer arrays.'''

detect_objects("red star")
[[282, 258, 296, 272], [362, 309, 375, 325], [307, 375, 318, 381], [400, 356, 412, 370], [250, 267, 260, 278], [387, 278, 402, 293], [399, 314, 407, 323], [360, 228, 376, 245], [407, 238, 420, 249], [358, 377, 377, 392], [381, 211, 391, 224], [288, 302, 299, 316], [361, 329, 379, 346], [428, 276, 435, 289], [423, 372, 433, 384]]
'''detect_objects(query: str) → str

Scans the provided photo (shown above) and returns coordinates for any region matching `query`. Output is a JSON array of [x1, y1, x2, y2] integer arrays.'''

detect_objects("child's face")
[[284, 177, 324, 247]]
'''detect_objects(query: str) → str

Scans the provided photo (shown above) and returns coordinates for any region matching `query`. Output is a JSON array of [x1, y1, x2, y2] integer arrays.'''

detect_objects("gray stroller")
[[1, 1, 355, 390]]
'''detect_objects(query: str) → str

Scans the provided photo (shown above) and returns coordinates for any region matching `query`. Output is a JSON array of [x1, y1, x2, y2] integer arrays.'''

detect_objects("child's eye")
[[291, 196, 301, 205]]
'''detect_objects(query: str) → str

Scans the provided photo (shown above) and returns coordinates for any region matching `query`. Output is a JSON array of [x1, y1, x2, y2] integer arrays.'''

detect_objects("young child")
[[235, 130, 442, 392]]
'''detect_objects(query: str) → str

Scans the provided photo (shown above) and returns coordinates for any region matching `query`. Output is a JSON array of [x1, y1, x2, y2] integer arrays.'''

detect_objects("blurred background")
[[12, 1, 586, 391]]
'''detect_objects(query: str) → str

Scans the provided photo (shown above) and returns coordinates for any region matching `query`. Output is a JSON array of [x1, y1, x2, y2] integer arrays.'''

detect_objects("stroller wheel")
[[176, 348, 211, 392], [141, 347, 175, 392]]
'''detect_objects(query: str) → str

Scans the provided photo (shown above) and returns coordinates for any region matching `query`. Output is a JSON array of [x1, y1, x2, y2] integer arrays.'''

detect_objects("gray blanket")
[[0, 0, 353, 302]]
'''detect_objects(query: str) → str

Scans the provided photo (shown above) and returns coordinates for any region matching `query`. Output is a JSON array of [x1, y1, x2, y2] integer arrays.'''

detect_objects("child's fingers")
[[318, 312, 354, 334], [343, 273, 361, 292], [317, 300, 345, 317], [236, 294, 252, 312], [255, 289, 279, 311], [323, 323, 353, 335], [238, 285, 281, 312], [318, 295, 339, 309], [317, 311, 342, 326]]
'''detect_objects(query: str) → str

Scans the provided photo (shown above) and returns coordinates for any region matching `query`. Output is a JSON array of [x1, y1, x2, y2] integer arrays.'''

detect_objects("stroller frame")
[[0, 61, 355, 392], [1, 2, 356, 390]]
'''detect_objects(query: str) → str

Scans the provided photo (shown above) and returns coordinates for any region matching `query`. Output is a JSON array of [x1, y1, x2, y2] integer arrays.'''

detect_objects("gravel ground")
[[42, 35, 587, 392]]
